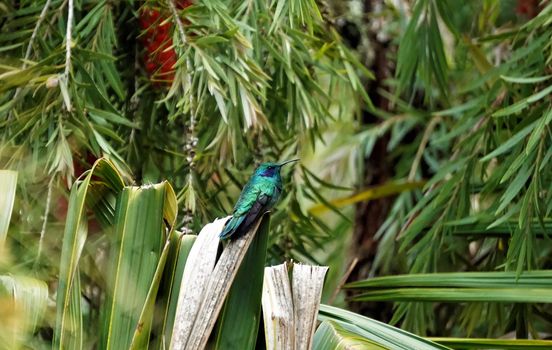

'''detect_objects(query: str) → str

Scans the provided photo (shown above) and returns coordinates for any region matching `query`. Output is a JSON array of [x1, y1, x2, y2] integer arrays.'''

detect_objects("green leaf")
[[430, 338, 552, 349], [492, 85, 552, 117], [101, 181, 177, 350], [195, 35, 230, 47], [215, 216, 270, 350], [0, 275, 48, 349], [352, 288, 552, 303], [500, 74, 552, 84], [87, 107, 139, 128], [525, 108, 552, 155], [0, 42, 23, 53], [312, 321, 387, 350], [318, 305, 451, 350], [0, 170, 17, 246], [269, 0, 288, 34], [496, 162, 532, 213], [480, 121, 537, 162], [99, 60, 125, 101], [346, 271, 552, 289], [129, 239, 172, 350], [54, 158, 125, 350]]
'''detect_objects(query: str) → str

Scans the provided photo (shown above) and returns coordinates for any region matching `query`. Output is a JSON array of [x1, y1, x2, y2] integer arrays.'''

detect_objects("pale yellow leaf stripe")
[[308, 180, 425, 215]]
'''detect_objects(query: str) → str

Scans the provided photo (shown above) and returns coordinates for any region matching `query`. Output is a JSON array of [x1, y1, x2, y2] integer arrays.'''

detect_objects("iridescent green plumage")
[[220, 160, 298, 239]]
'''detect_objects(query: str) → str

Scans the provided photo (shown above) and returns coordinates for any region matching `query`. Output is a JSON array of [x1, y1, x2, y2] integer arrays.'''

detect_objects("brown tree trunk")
[[345, 0, 396, 321]]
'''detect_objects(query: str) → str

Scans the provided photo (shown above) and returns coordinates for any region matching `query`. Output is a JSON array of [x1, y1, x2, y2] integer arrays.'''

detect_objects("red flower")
[[516, 0, 539, 18], [139, 1, 193, 86]]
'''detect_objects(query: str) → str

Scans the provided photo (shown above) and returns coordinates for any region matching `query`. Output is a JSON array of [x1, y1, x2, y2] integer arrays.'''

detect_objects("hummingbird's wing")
[[219, 186, 272, 239], [240, 193, 270, 231]]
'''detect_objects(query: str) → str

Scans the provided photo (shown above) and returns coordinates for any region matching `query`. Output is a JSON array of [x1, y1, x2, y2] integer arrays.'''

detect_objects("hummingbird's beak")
[[278, 158, 300, 167]]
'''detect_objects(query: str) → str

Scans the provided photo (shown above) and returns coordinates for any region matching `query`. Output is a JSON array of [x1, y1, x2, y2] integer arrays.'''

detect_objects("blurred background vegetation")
[[1, 0, 552, 348]]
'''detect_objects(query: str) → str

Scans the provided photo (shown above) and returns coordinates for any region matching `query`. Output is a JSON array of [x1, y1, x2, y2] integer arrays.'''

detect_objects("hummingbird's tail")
[[220, 196, 269, 239], [219, 215, 245, 239]]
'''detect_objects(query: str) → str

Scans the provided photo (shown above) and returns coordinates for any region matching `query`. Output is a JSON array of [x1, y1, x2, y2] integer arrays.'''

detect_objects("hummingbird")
[[220, 159, 299, 240]]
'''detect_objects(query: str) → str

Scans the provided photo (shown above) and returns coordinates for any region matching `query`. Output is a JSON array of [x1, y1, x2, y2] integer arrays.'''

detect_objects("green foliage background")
[[1, 0, 552, 348]]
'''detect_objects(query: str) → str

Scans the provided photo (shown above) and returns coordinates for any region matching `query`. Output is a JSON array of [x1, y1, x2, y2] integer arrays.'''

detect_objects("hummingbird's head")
[[255, 159, 299, 178]]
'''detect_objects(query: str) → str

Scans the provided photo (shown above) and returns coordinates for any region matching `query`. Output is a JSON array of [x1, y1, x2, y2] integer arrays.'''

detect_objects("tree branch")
[[167, 0, 198, 219], [64, 0, 74, 79], [24, 0, 53, 66], [167, 0, 189, 46]]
